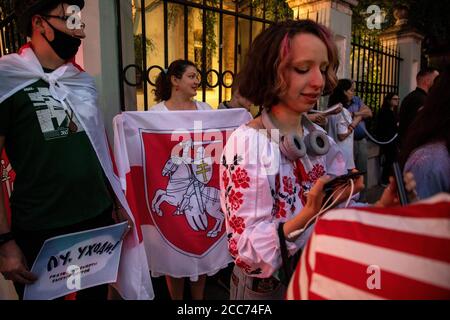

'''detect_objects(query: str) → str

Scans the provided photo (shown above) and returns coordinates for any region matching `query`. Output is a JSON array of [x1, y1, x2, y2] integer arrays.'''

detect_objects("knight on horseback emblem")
[[151, 139, 224, 238]]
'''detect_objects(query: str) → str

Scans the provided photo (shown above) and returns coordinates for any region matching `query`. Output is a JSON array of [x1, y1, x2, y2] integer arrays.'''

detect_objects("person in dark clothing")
[[0, 0, 137, 300], [376, 93, 400, 185], [398, 68, 439, 146], [398, 64, 450, 199]]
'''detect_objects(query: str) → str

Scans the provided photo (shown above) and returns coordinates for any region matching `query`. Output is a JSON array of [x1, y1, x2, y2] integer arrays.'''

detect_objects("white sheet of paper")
[[23, 222, 128, 300]]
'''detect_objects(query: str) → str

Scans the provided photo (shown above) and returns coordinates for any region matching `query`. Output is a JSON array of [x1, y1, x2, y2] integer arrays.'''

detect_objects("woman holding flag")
[[149, 60, 216, 300]]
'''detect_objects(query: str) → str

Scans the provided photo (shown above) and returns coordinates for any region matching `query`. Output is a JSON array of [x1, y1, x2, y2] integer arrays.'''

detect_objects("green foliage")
[[204, 0, 219, 57], [167, 2, 218, 64], [351, 0, 397, 36], [252, 0, 293, 21], [167, 3, 180, 29], [166, 0, 293, 66], [350, 34, 398, 114], [352, 0, 450, 54], [0, 0, 14, 19], [134, 34, 155, 67]]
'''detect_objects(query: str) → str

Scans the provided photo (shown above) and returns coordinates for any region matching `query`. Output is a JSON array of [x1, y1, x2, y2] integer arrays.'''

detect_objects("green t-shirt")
[[0, 79, 113, 231]]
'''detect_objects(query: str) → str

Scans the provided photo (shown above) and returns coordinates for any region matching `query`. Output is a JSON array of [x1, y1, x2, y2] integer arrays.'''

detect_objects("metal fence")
[[351, 33, 403, 118], [0, 0, 26, 57], [117, 0, 292, 111]]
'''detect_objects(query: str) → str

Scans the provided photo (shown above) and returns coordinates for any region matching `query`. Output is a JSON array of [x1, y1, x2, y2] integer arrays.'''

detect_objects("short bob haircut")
[[238, 19, 339, 110]]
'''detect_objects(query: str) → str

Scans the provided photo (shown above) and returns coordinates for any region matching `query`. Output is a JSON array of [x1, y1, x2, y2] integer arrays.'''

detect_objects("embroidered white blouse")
[[220, 123, 346, 278]]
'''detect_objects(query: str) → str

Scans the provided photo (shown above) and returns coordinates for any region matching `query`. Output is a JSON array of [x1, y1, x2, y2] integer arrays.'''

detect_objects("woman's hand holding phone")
[[322, 170, 365, 205]]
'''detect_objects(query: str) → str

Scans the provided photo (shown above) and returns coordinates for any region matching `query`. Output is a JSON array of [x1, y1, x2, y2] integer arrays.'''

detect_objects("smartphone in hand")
[[392, 162, 409, 206], [323, 171, 366, 193]]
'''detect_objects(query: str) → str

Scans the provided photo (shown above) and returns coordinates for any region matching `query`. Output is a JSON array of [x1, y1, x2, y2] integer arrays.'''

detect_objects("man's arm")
[[307, 113, 327, 127], [0, 136, 37, 284], [337, 116, 362, 141]]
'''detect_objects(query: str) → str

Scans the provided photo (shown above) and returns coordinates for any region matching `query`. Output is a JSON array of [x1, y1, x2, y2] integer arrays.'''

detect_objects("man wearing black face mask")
[[17, 0, 86, 66], [39, 12, 84, 61], [0, 1, 152, 300]]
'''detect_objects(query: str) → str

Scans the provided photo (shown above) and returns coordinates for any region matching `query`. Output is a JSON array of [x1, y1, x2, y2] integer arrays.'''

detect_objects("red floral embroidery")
[[274, 200, 287, 219], [232, 167, 250, 189], [222, 170, 230, 189], [283, 176, 293, 194], [235, 258, 252, 273], [229, 215, 246, 234], [228, 238, 239, 257], [228, 189, 244, 212], [298, 182, 310, 206], [275, 174, 281, 194], [308, 164, 325, 183]]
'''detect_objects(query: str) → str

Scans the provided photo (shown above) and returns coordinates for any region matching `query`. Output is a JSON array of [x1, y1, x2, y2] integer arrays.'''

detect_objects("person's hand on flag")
[[112, 203, 134, 240]]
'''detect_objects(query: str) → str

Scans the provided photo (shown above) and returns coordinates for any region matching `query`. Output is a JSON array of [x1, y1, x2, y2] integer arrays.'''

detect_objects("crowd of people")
[[0, 0, 449, 301]]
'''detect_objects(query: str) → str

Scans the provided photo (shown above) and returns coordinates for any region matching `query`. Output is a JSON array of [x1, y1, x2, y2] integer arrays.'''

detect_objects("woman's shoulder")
[[194, 100, 213, 110], [406, 142, 450, 170], [224, 120, 273, 157], [228, 120, 267, 141], [410, 142, 449, 158], [150, 101, 167, 111]]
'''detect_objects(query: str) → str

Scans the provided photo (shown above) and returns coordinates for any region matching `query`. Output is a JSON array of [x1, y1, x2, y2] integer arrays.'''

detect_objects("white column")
[[380, 31, 423, 100], [77, 0, 122, 140], [118, 0, 138, 112], [287, 0, 358, 79]]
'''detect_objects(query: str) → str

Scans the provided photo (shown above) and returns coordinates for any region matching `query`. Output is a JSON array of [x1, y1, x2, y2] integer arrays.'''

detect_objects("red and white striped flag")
[[1, 150, 14, 224], [113, 109, 252, 279], [287, 193, 450, 300]]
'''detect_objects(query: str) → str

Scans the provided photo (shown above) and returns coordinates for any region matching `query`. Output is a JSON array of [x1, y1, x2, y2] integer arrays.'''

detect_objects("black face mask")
[[42, 19, 81, 60]]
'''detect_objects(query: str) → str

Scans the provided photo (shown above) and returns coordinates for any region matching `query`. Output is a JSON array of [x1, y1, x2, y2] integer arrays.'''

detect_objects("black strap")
[[277, 222, 292, 281], [0, 231, 14, 247]]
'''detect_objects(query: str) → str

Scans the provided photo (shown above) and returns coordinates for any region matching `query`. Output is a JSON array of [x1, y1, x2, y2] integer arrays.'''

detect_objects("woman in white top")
[[152, 59, 211, 112], [150, 59, 212, 300], [327, 79, 363, 171]]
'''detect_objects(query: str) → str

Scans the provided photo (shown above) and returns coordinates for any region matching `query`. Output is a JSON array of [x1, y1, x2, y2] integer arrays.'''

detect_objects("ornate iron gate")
[[117, 0, 292, 111], [0, 0, 26, 57], [351, 33, 403, 116]]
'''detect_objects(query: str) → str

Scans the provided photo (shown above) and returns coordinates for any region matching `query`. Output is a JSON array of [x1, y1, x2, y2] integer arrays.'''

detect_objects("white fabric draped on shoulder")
[[0, 45, 153, 300]]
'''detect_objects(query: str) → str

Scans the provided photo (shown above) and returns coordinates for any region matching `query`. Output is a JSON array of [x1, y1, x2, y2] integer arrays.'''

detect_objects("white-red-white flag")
[[113, 109, 252, 279], [1, 150, 14, 225], [287, 193, 450, 300]]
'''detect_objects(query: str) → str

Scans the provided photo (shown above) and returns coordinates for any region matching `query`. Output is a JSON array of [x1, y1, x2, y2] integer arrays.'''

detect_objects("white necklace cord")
[[287, 180, 355, 239]]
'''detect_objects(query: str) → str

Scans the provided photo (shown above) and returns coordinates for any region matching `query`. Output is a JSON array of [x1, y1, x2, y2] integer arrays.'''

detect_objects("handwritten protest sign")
[[24, 222, 128, 300]]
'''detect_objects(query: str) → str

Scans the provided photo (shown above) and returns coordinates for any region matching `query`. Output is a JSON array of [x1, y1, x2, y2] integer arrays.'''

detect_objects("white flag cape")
[[113, 110, 252, 279], [0, 45, 153, 300]]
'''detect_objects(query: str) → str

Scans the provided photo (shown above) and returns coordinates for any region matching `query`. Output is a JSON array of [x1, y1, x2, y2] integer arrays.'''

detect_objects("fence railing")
[[0, 11, 26, 57], [117, 0, 293, 111], [351, 33, 402, 120]]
